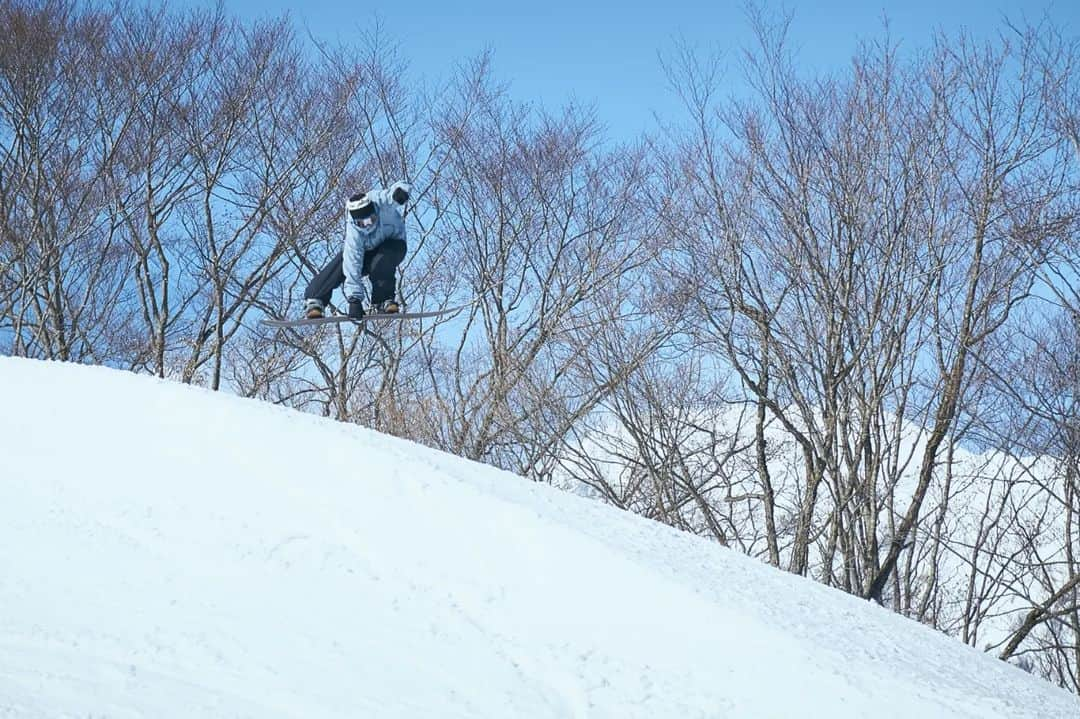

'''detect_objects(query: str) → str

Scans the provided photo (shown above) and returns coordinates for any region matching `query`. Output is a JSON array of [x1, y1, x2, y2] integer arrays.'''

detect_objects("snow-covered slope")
[[0, 357, 1076, 718]]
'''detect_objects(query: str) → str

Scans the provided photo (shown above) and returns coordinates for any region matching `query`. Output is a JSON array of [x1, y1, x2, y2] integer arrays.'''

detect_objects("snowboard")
[[261, 303, 471, 328]]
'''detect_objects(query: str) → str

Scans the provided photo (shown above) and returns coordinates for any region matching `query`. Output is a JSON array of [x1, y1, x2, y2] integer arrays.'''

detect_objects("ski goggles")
[[347, 196, 377, 228]]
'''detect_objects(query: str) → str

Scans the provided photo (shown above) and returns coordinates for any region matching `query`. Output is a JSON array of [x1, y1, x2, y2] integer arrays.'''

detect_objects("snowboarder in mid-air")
[[302, 181, 411, 320]]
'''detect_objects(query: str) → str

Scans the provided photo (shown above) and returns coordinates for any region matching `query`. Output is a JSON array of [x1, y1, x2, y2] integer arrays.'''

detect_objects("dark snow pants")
[[304, 238, 407, 306]]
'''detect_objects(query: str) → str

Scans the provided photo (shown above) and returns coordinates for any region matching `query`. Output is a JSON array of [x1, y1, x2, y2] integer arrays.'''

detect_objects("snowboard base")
[[261, 303, 470, 328]]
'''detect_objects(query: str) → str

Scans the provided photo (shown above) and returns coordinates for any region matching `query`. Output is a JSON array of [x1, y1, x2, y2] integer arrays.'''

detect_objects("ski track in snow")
[[0, 357, 1078, 718]]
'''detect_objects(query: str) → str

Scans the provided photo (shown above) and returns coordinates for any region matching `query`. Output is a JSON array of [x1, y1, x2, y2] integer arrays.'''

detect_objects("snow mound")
[[0, 357, 1076, 718]]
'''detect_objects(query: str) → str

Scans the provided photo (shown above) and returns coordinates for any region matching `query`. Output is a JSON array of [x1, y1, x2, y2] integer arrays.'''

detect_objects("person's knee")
[[373, 242, 406, 275], [386, 239, 407, 263]]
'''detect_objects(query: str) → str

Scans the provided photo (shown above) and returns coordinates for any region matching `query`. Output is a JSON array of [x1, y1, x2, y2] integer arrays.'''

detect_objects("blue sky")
[[180, 0, 1076, 141]]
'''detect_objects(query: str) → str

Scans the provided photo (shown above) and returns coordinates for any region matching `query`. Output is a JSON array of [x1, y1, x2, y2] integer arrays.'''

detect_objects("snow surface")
[[1, 357, 1077, 718]]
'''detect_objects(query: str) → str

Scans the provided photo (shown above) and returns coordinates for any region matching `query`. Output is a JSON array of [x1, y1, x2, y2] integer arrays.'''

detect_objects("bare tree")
[[405, 60, 669, 477], [656, 11, 1078, 691], [0, 0, 136, 361]]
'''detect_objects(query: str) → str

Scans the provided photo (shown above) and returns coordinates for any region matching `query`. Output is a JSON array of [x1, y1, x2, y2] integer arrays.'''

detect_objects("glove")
[[348, 298, 365, 320], [391, 182, 411, 206]]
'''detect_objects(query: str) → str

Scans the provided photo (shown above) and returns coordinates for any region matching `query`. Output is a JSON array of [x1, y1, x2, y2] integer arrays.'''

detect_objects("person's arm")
[[341, 218, 367, 303], [367, 182, 411, 207]]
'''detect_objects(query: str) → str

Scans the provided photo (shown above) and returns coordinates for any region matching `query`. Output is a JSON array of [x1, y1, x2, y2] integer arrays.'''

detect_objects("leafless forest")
[[2, 0, 1078, 693]]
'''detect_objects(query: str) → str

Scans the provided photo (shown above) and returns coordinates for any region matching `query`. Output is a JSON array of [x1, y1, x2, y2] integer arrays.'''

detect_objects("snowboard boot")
[[304, 299, 325, 320], [370, 299, 400, 315]]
